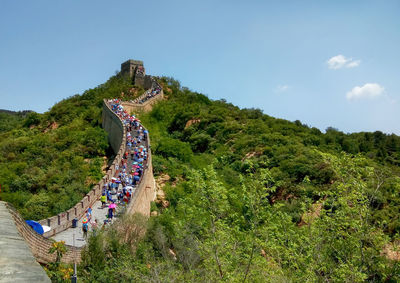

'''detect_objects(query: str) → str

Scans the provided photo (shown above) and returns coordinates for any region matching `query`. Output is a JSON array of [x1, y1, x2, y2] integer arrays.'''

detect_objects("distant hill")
[[0, 109, 33, 132], [0, 109, 33, 115]]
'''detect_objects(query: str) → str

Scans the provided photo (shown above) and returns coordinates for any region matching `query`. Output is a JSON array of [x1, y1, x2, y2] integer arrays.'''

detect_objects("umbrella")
[[25, 220, 44, 235], [82, 218, 89, 224], [42, 225, 51, 233], [109, 203, 117, 209]]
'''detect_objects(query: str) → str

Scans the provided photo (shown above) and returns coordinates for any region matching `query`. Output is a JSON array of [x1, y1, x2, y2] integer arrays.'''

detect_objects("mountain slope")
[[79, 77, 400, 282]]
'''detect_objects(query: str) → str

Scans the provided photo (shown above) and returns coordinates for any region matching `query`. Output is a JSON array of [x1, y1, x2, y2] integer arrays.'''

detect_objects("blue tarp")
[[25, 220, 44, 235]]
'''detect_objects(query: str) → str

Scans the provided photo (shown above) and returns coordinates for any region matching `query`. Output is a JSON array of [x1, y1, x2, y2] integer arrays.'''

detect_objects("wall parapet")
[[0, 201, 51, 281], [5, 201, 81, 264], [126, 122, 156, 216]]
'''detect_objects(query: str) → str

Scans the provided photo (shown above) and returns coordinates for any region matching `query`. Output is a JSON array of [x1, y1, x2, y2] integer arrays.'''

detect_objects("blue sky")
[[1, 0, 399, 134]]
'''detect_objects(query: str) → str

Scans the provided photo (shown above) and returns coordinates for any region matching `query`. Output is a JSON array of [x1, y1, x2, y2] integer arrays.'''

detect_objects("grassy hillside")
[[78, 78, 400, 282], [0, 75, 143, 220]]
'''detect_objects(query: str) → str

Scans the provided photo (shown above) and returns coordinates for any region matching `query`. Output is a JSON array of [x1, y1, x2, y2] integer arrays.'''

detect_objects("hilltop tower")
[[120, 59, 152, 89], [121, 59, 143, 77]]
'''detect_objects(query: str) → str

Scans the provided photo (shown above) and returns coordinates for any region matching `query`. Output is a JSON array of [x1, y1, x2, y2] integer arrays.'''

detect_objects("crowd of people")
[[80, 98, 150, 237], [131, 80, 162, 104], [107, 98, 149, 211]]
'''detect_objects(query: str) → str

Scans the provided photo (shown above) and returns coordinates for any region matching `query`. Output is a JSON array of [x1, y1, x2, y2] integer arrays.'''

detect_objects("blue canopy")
[[25, 220, 44, 235]]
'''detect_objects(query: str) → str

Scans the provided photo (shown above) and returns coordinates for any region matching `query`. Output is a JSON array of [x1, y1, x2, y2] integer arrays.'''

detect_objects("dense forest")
[[2, 75, 400, 281]]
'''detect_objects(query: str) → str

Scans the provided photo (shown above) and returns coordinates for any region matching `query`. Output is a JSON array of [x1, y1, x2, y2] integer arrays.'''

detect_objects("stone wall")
[[102, 99, 126, 154], [38, 100, 127, 237], [144, 75, 153, 89], [6, 202, 81, 265], [134, 74, 145, 87], [122, 89, 164, 113], [0, 202, 51, 282]]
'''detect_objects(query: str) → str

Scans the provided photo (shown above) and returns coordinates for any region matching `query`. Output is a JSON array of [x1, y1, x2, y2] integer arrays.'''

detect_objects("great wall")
[[0, 60, 162, 282]]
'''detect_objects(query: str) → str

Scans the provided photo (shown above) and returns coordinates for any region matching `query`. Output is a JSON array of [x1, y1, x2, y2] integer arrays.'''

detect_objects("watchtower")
[[121, 59, 144, 78], [120, 59, 153, 89]]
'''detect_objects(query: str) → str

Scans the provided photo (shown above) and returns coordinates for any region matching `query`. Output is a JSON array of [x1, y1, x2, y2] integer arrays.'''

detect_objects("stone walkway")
[[50, 192, 121, 247], [51, 121, 144, 247], [51, 175, 139, 247]]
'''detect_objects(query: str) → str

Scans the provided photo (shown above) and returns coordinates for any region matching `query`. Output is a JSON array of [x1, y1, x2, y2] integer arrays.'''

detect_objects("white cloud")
[[346, 60, 361, 68], [275, 85, 290, 93], [327, 54, 361, 69], [346, 83, 384, 100]]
